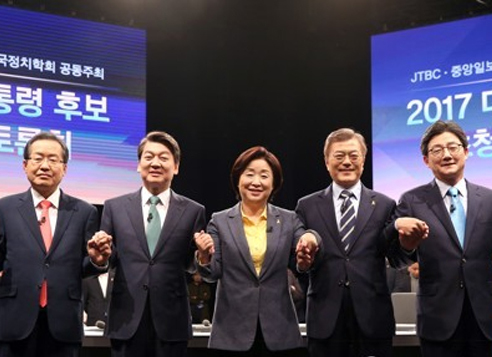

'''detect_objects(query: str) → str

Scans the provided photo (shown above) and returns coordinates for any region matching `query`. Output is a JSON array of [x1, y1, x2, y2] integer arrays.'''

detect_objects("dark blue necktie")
[[447, 187, 465, 247], [339, 190, 356, 252]]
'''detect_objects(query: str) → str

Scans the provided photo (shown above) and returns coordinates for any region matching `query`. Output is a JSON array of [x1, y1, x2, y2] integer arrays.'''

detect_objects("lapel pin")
[[371, 200, 376, 206], [276, 219, 280, 224]]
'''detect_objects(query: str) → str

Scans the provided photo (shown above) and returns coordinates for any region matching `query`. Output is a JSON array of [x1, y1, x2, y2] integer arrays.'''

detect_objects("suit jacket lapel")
[[49, 191, 76, 255], [259, 204, 282, 279], [126, 190, 149, 256], [227, 203, 258, 278], [316, 186, 345, 253], [17, 190, 45, 253], [463, 182, 480, 252], [347, 186, 376, 254], [426, 182, 462, 249], [154, 190, 186, 254]]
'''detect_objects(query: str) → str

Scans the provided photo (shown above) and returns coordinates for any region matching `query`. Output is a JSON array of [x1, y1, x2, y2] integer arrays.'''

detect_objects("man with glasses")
[[295, 128, 398, 357], [389, 120, 492, 357], [0, 132, 111, 357]]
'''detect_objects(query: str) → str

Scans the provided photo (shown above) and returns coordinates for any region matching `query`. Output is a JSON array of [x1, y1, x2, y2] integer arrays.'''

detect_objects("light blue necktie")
[[146, 196, 162, 255], [447, 187, 466, 247]]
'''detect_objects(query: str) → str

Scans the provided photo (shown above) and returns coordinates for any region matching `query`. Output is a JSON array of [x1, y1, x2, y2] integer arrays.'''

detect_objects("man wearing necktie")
[[95, 131, 206, 357], [0, 132, 112, 357], [390, 120, 492, 357], [295, 128, 398, 357]]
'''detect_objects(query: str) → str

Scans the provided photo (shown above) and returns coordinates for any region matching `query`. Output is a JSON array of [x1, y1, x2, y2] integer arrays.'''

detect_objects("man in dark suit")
[[97, 131, 206, 357], [82, 269, 114, 327], [295, 128, 397, 357], [389, 120, 492, 357], [0, 132, 111, 357]]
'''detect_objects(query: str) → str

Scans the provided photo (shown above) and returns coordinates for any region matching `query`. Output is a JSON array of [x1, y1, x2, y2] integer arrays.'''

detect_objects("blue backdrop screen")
[[0, 6, 146, 204], [371, 14, 492, 200]]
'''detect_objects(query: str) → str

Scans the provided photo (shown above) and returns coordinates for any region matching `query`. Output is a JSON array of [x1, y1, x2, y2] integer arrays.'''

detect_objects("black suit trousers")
[[420, 291, 492, 357], [110, 298, 187, 357], [0, 309, 80, 357], [308, 288, 392, 357]]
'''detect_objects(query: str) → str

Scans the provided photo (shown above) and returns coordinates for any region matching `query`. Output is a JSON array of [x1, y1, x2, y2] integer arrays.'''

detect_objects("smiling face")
[[138, 141, 179, 195], [325, 138, 365, 189], [423, 131, 468, 186], [238, 159, 274, 209], [23, 139, 67, 198]]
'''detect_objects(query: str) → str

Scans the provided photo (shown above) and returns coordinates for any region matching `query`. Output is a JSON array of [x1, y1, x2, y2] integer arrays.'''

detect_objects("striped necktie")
[[339, 190, 356, 252]]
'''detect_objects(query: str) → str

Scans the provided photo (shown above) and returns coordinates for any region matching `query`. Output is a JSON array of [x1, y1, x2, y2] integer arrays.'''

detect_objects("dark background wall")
[[2, 0, 490, 215]]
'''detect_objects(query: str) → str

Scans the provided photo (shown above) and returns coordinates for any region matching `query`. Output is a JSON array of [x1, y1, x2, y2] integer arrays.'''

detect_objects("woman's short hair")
[[230, 146, 283, 201]]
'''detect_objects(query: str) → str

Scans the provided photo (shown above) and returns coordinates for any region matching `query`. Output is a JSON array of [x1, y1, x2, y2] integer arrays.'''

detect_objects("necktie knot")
[[340, 190, 354, 214], [149, 196, 160, 206], [447, 187, 459, 198], [39, 200, 51, 209], [340, 190, 353, 200]]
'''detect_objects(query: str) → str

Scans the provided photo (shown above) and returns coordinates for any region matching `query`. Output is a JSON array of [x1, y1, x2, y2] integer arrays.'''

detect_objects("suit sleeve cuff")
[[90, 259, 109, 270]]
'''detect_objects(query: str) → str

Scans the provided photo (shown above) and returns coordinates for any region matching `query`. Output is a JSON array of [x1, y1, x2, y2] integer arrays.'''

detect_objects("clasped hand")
[[296, 232, 319, 272], [396, 217, 429, 251], [87, 230, 113, 266], [194, 230, 214, 265]]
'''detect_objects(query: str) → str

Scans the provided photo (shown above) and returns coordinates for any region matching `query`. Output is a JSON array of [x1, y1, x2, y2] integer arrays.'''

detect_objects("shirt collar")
[[435, 178, 467, 199], [332, 181, 362, 201], [30, 187, 61, 209], [141, 186, 171, 208], [240, 205, 268, 224]]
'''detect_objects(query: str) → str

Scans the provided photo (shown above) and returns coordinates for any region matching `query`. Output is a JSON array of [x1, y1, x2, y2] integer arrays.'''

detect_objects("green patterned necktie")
[[146, 196, 162, 255]]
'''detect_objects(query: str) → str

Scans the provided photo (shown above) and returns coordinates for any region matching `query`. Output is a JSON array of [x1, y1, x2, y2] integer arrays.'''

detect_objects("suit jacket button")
[[344, 281, 350, 287], [459, 281, 464, 289], [461, 258, 466, 264], [149, 260, 155, 265], [143, 284, 149, 290], [44, 263, 50, 268]]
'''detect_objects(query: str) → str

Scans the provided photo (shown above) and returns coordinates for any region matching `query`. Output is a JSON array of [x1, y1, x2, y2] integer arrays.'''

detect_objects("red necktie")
[[39, 200, 52, 307]]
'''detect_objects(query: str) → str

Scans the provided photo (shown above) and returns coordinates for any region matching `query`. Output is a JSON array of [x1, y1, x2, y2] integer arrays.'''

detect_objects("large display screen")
[[0, 6, 146, 204], [371, 14, 492, 200]]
